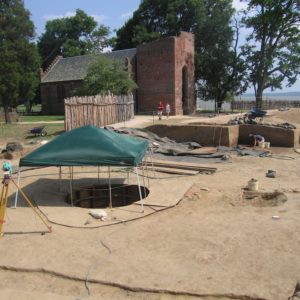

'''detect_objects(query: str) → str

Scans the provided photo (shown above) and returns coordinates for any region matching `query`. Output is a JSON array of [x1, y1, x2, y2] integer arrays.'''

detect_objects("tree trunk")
[[256, 93, 263, 109], [256, 82, 264, 109], [25, 100, 31, 113], [4, 106, 12, 124]]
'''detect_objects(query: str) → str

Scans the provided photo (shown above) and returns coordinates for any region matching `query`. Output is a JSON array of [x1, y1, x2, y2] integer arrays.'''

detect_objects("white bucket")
[[248, 178, 259, 191], [264, 142, 270, 149], [258, 141, 265, 149]]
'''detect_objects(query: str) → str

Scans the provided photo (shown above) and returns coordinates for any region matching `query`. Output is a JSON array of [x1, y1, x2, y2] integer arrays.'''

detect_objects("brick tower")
[[136, 32, 195, 115]]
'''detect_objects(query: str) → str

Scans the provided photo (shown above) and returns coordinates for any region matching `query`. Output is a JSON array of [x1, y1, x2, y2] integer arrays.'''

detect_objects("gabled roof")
[[41, 48, 136, 84], [20, 125, 148, 167]]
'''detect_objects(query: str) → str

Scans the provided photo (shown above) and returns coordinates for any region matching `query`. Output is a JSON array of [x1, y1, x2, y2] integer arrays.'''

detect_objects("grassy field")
[[18, 115, 65, 122], [16, 104, 42, 113], [0, 123, 65, 145]]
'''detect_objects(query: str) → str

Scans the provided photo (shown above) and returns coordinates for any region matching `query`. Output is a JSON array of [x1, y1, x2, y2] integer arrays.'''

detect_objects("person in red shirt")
[[157, 101, 164, 120]]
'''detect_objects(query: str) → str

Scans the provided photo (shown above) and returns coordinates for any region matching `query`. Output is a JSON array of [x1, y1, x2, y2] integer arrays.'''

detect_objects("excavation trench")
[[65, 184, 150, 208]]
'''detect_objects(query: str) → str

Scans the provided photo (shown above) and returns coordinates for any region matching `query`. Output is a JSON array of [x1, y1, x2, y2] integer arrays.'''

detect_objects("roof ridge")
[[41, 55, 63, 78]]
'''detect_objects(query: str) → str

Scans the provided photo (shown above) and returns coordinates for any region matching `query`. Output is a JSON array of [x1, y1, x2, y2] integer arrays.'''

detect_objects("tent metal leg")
[[108, 166, 112, 209], [144, 155, 150, 188], [59, 166, 62, 192], [135, 167, 144, 213], [98, 166, 100, 184], [69, 166, 73, 207], [13, 167, 21, 208], [142, 165, 147, 197], [149, 146, 155, 178], [127, 168, 130, 184]]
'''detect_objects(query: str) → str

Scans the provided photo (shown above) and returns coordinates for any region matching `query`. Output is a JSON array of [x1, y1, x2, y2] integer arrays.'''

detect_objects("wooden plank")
[[143, 159, 217, 173], [146, 166, 199, 175]]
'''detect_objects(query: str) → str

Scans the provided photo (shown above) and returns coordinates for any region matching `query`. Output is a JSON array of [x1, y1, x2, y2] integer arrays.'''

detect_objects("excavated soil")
[[0, 109, 300, 300]]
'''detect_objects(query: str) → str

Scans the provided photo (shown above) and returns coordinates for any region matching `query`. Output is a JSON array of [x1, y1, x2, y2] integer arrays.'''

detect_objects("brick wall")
[[136, 32, 195, 115]]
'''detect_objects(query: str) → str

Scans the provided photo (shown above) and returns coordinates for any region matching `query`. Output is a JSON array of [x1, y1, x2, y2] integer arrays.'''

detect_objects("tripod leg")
[[0, 182, 9, 239]]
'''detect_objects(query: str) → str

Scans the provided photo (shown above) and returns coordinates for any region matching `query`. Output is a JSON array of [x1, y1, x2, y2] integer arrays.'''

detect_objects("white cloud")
[[91, 14, 108, 24], [120, 12, 133, 19], [232, 0, 248, 12], [42, 12, 107, 24], [42, 11, 76, 21]]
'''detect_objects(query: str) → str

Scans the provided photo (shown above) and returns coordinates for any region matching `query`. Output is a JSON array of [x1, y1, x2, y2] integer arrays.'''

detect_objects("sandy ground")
[[0, 109, 300, 300]]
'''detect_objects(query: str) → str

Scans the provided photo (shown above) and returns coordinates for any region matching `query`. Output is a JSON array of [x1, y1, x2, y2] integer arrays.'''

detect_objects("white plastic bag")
[[89, 209, 107, 221]]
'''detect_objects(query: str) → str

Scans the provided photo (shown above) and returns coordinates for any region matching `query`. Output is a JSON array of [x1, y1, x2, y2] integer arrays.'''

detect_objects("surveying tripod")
[[0, 172, 52, 239]]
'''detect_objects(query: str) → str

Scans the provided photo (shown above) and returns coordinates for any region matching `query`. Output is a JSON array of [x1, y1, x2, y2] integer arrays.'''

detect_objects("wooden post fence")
[[64, 93, 134, 131]]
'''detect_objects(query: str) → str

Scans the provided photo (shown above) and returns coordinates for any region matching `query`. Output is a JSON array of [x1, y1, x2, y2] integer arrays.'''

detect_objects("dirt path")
[[0, 110, 299, 300]]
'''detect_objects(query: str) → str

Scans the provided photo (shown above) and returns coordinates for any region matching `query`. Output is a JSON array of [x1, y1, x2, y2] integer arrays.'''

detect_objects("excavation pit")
[[65, 184, 150, 208], [146, 123, 299, 147]]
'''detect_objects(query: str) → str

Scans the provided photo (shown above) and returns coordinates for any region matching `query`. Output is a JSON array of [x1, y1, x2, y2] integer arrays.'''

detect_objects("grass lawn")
[[18, 115, 65, 122], [16, 104, 42, 113], [0, 123, 65, 145]]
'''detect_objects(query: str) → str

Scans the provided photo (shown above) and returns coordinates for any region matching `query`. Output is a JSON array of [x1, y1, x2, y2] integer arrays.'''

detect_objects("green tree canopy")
[[38, 9, 111, 69], [0, 0, 40, 122], [75, 56, 137, 96], [241, 0, 300, 108], [114, 0, 246, 109], [195, 2, 247, 108]]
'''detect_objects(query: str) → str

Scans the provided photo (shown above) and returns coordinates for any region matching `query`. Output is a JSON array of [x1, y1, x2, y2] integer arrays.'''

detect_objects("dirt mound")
[[264, 108, 300, 126], [243, 190, 288, 207]]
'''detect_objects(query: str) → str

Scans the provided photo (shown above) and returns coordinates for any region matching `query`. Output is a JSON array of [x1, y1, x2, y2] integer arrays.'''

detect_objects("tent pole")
[[141, 165, 147, 197], [69, 166, 73, 207], [145, 155, 150, 187], [97, 166, 100, 184], [135, 167, 144, 213], [127, 168, 130, 184], [108, 166, 112, 209], [59, 166, 62, 192], [149, 145, 155, 178], [13, 167, 21, 208]]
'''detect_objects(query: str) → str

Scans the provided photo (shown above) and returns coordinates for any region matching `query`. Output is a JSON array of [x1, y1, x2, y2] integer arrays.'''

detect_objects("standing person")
[[157, 101, 164, 120], [165, 102, 171, 119]]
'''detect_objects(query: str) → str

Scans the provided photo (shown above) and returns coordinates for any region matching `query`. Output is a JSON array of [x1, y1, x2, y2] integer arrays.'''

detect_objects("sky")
[[23, 0, 299, 94], [23, 0, 141, 36]]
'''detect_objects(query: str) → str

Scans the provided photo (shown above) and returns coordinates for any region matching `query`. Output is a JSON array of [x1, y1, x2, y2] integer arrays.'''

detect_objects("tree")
[[38, 9, 111, 69], [241, 0, 300, 108], [115, 0, 205, 49], [114, 0, 245, 110], [195, 2, 247, 109], [75, 56, 137, 96], [0, 0, 40, 123]]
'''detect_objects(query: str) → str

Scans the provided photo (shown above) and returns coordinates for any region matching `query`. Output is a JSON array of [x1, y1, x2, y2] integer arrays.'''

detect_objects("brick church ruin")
[[40, 32, 195, 115]]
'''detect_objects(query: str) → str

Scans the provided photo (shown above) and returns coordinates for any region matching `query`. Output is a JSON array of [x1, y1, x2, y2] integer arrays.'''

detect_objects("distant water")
[[197, 95, 300, 110], [234, 95, 300, 101]]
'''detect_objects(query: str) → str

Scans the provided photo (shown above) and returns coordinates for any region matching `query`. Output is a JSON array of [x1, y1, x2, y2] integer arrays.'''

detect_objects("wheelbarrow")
[[28, 126, 47, 136], [248, 108, 267, 118]]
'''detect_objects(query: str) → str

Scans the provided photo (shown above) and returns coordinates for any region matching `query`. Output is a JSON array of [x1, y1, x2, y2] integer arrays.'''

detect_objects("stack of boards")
[[143, 159, 217, 175]]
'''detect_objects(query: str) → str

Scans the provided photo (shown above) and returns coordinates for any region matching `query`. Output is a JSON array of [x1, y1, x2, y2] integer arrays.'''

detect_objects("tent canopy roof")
[[20, 126, 148, 167]]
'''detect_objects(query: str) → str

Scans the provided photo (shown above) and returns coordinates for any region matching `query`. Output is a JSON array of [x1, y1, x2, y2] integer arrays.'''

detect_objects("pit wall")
[[239, 125, 299, 147], [147, 124, 299, 148], [147, 125, 239, 147]]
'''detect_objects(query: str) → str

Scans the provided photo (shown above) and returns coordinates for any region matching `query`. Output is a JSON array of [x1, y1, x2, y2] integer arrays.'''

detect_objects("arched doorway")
[[182, 66, 189, 114]]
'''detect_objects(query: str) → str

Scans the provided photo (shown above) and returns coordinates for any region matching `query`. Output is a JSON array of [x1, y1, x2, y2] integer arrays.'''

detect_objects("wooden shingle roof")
[[41, 48, 136, 83]]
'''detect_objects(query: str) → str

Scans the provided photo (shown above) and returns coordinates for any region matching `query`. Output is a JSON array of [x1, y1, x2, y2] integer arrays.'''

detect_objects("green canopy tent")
[[16, 126, 149, 211]]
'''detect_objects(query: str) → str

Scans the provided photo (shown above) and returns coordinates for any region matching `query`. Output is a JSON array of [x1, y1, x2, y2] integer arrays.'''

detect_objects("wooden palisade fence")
[[64, 93, 134, 131], [231, 100, 300, 111]]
